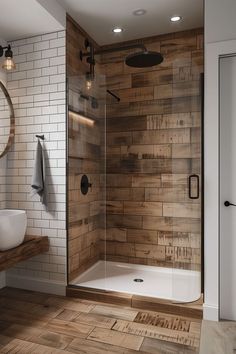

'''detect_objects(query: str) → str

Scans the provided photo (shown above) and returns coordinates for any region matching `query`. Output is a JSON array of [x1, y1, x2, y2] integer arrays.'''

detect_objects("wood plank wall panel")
[[102, 28, 203, 270], [67, 15, 105, 282]]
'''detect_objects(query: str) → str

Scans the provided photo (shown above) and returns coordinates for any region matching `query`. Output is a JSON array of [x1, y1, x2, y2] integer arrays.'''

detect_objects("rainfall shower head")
[[125, 50, 163, 68], [80, 40, 164, 69]]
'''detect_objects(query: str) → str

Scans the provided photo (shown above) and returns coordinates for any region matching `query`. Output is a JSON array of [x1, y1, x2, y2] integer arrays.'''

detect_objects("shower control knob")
[[81, 175, 92, 195]]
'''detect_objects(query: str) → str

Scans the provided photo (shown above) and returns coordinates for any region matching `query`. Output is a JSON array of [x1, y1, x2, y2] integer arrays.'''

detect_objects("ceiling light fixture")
[[133, 9, 146, 16], [112, 27, 123, 33], [0, 45, 16, 71], [170, 15, 182, 22]]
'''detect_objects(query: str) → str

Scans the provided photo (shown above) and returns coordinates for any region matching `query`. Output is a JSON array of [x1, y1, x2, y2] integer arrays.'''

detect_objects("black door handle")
[[224, 201, 236, 207], [188, 174, 200, 199]]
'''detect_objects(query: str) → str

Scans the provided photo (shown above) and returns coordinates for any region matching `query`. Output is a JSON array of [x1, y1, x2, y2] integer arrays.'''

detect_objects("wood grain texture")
[[134, 311, 192, 331], [132, 295, 203, 319], [67, 337, 148, 354], [2, 323, 73, 350], [103, 29, 203, 270], [87, 327, 144, 350], [199, 320, 236, 354], [141, 337, 198, 354], [0, 235, 49, 272], [45, 318, 94, 338], [0, 287, 202, 353], [66, 286, 203, 319], [74, 312, 117, 329], [112, 320, 199, 347], [66, 286, 133, 307]]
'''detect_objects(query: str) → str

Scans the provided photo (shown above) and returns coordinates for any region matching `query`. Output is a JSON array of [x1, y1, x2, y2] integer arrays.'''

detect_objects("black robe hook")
[[36, 134, 45, 140]]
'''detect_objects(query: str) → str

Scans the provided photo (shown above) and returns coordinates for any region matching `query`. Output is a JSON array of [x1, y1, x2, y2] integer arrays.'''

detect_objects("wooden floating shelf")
[[0, 235, 49, 272]]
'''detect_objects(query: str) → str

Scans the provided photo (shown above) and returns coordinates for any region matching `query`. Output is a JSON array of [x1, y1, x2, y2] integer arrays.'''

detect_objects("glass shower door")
[[67, 74, 106, 285], [170, 63, 203, 303]]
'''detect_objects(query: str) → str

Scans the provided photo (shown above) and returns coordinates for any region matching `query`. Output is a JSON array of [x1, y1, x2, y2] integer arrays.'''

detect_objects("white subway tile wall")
[[5, 31, 67, 286], [0, 157, 7, 209], [0, 65, 7, 211]]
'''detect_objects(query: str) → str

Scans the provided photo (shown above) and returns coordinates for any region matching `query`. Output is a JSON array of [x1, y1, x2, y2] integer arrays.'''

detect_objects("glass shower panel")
[[170, 61, 203, 302], [67, 74, 106, 285]]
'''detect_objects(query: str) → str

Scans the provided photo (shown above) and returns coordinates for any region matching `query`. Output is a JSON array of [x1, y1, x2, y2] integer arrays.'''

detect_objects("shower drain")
[[133, 278, 144, 282]]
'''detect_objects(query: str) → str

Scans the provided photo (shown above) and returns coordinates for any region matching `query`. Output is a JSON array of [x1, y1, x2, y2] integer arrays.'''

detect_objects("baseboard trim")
[[203, 303, 219, 321], [6, 274, 66, 296]]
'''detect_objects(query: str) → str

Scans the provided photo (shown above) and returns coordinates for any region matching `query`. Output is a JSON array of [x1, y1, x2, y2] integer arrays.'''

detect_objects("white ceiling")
[[57, 0, 204, 45], [0, 0, 64, 41], [0, 0, 203, 44]]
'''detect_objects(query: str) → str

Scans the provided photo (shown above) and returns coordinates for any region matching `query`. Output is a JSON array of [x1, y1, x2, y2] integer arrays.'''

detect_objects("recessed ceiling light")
[[133, 9, 146, 16], [170, 15, 182, 22], [112, 27, 123, 33]]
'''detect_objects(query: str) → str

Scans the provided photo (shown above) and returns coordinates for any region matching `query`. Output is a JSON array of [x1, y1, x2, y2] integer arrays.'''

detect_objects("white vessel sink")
[[0, 210, 27, 251]]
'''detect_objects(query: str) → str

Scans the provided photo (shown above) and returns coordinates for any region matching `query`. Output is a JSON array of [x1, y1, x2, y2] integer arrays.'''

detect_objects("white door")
[[220, 55, 236, 320]]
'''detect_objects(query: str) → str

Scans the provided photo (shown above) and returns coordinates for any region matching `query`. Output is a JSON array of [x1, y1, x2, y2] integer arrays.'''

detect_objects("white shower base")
[[71, 260, 201, 303]]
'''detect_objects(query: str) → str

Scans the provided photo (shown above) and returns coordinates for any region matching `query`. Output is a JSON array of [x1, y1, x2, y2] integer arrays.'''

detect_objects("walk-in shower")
[[66, 20, 203, 305]]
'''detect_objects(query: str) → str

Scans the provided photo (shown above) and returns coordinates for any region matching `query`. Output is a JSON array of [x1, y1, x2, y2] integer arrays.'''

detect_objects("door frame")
[[204, 39, 236, 321], [201, 73, 205, 295]]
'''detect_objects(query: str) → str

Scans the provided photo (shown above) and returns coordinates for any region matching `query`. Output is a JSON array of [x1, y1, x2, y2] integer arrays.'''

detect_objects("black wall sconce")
[[0, 45, 16, 71]]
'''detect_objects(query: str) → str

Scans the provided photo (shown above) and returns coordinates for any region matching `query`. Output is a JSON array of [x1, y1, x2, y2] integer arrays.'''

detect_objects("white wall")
[[205, 0, 236, 43], [36, 0, 66, 29], [204, 0, 236, 320], [4, 31, 67, 295]]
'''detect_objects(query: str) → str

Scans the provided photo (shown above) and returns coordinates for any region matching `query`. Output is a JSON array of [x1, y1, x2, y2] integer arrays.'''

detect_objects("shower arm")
[[80, 43, 148, 60]]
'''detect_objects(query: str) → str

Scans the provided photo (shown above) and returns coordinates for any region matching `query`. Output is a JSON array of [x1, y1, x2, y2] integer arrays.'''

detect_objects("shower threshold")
[[70, 260, 201, 303]]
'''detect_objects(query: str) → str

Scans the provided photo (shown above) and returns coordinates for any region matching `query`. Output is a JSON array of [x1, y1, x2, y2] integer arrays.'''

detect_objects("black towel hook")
[[36, 134, 45, 140]]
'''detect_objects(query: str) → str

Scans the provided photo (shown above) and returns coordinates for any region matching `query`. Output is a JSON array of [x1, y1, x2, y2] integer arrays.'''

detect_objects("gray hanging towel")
[[31, 140, 47, 206]]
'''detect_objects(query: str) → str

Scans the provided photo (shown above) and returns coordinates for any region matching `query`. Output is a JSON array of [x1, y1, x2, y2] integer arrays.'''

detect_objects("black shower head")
[[80, 40, 164, 70], [125, 50, 163, 68]]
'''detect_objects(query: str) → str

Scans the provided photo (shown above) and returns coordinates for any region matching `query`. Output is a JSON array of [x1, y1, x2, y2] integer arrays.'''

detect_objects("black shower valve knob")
[[81, 175, 92, 195]]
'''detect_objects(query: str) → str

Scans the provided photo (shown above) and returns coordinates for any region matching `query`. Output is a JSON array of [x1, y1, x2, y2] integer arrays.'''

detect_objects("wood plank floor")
[[199, 320, 236, 354], [66, 287, 203, 319], [0, 287, 201, 354]]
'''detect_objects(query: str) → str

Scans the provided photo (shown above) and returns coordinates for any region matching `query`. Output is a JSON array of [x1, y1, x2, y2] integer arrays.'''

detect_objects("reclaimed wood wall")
[[101, 28, 203, 271], [67, 16, 106, 282]]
